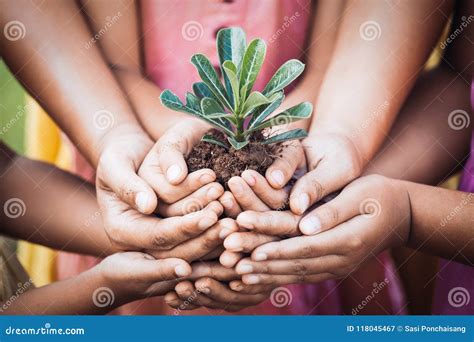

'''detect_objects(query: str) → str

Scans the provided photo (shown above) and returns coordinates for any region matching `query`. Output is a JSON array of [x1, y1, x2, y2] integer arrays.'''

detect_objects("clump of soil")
[[187, 130, 281, 186]]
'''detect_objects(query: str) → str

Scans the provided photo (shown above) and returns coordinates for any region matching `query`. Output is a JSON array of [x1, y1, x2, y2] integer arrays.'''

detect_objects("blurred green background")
[[1, 59, 26, 154]]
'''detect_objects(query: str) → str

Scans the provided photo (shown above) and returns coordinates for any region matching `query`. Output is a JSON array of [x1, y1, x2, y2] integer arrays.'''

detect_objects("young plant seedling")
[[160, 27, 313, 184]]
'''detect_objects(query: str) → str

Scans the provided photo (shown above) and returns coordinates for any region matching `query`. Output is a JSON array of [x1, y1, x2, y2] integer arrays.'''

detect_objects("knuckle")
[[307, 177, 325, 200], [152, 234, 173, 250], [320, 205, 339, 224], [292, 260, 307, 275], [347, 237, 363, 251], [301, 244, 315, 258]]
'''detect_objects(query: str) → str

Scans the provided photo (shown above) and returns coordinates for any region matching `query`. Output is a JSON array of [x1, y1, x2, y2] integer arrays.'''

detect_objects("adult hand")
[[289, 132, 363, 216], [96, 126, 220, 252], [233, 175, 410, 286]]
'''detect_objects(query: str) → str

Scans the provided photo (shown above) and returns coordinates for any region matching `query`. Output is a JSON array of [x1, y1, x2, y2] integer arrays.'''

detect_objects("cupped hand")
[[289, 132, 363, 215], [233, 175, 410, 286]]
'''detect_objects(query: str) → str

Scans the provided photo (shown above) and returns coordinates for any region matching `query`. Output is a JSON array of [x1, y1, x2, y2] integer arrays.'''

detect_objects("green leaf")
[[192, 82, 213, 99], [185, 92, 201, 112], [248, 92, 285, 129], [239, 39, 266, 100], [201, 97, 224, 115], [160, 89, 201, 116], [240, 91, 271, 117], [202, 134, 229, 149], [263, 128, 308, 145], [249, 101, 313, 132], [262, 60, 305, 96], [228, 137, 250, 150], [217, 27, 246, 106], [222, 60, 240, 111], [191, 54, 232, 110]]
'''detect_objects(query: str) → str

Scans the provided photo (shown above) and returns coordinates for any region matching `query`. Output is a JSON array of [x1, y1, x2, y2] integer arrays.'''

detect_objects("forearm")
[[401, 180, 474, 264], [363, 65, 472, 184], [0, 146, 115, 256], [1, 267, 114, 315], [0, 0, 148, 166], [311, 0, 453, 162]]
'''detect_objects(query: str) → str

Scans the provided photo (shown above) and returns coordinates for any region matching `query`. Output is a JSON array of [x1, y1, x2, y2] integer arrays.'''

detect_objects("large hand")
[[96, 128, 219, 252], [289, 132, 363, 218], [233, 175, 410, 286]]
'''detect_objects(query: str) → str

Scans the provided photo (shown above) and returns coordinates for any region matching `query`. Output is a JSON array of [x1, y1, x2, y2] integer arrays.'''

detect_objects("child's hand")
[[97, 252, 192, 303], [289, 132, 363, 215], [164, 262, 273, 313], [232, 175, 411, 285]]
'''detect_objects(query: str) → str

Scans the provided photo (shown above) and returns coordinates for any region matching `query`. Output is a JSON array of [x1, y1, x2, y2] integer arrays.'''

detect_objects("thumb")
[[98, 152, 157, 214], [157, 120, 209, 185]]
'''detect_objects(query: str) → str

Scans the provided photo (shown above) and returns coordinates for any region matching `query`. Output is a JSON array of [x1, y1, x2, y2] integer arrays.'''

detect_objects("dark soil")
[[187, 130, 281, 186]]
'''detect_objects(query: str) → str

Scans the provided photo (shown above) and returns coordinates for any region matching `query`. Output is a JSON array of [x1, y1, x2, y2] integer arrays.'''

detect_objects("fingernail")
[[230, 179, 243, 195], [219, 227, 233, 239], [224, 236, 243, 252], [231, 283, 243, 291], [242, 172, 256, 186], [300, 216, 321, 235], [238, 264, 254, 274], [174, 265, 190, 277], [199, 287, 210, 294], [298, 193, 310, 212], [136, 192, 151, 212], [221, 198, 234, 210], [271, 170, 285, 186], [237, 213, 254, 229], [167, 164, 182, 182], [253, 252, 267, 261], [198, 216, 216, 229], [207, 186, 221, 199], [199, 173, 214, 184], [245, 275, 260, 284]]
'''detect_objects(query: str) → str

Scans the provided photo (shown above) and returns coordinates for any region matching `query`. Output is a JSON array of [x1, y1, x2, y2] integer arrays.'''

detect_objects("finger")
[[266, 142, 304, 189], [242, 273, 334, 285], [195, 277, 270, 306], [235, 256, 343, 275], [289, 161, 351, 215], [112, 209, 217, 251], [174, 281, 202, 308], [200, 246, 225, 261], [224, 232, 279, 253], [298, 187, 361, 235], [241, 170, 289, 210], [219, 191, 242, 219], [237, 211, 301, 236], [157, 183, 224, 217], [130, 255, 192, 281], [143, 168, 217, 204], [229, 280, 275, 295], [151, 218, 238, 262], [228, 177, 269, 211], [250, 227, 349, 261], [219, 250, 244, 268], [97, 154, 157, 214], [190, 262, 240, 281]]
